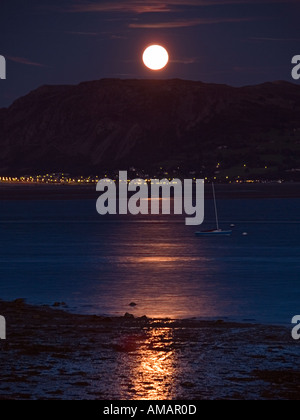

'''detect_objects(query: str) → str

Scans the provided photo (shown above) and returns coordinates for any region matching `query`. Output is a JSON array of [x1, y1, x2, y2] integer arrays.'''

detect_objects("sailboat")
[[195, 183, 232, 237]]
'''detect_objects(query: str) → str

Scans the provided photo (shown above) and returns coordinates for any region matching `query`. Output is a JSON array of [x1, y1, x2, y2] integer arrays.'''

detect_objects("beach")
[[0, 299, 299, 400]]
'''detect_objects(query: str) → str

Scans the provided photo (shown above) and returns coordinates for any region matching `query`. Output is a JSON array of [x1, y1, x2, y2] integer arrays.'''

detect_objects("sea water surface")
[[0, 197, 299, 324]]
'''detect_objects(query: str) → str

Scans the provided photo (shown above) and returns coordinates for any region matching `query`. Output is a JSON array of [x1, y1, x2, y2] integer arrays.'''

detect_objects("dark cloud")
[[7, 56, 46, 67], [171, 57, 199, 64], [129, 16, 258, 29], [63, 0, 299, 14]]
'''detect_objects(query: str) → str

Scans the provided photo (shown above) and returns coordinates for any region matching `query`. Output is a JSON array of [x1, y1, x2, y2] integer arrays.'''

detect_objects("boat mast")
[[212, 182, 219, 230]]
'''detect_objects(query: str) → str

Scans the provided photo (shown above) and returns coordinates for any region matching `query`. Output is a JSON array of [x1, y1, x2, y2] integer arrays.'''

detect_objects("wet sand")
[[0, 300, 299, 400]]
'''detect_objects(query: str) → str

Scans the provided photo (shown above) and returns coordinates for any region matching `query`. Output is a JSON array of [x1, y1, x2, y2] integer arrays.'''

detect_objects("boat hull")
[[195, 230, 232, 237]]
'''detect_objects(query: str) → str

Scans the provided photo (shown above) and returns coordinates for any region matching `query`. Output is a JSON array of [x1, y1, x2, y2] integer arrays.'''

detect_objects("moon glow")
[[142, 45, 169, 71]]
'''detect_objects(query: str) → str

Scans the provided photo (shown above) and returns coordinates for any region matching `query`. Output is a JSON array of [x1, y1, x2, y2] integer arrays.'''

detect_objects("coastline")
[[0, 182, 300, 201], [0, 299, 299, 400]]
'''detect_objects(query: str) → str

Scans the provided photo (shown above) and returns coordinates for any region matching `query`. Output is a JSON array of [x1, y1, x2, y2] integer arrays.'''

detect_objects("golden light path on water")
[[131, 328, 176, 400], [91, 217, 227, 320], [115, 326, 178, 400], [90, 218, 228, 399]]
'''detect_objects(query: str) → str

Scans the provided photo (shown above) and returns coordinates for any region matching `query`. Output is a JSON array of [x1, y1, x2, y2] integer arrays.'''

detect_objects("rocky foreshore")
[[0, 299, 299, 400]]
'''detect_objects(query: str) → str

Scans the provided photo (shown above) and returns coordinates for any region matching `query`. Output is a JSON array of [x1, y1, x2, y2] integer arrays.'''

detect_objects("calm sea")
[[0, 197, 299, 324]]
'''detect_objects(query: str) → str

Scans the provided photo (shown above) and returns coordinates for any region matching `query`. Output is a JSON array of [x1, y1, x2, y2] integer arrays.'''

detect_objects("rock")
[[124, 313, 135, 319], [103, 317, 112, 323], [52, 302, 68, 308], [129, 302, 137, 307], [53, 302, 63, 307], [13, 298, 26, 306]]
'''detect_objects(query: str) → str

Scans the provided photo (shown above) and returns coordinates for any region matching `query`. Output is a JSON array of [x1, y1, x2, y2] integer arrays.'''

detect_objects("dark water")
[[0, 198, 299, 324]]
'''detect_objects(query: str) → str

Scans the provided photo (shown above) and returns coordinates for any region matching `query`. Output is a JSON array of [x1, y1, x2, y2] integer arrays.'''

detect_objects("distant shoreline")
[[0, 182, 300, 200]]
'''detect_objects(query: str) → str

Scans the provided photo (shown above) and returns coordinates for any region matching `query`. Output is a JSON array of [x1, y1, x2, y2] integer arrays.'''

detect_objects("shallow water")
[[0, 198, 299, 323]]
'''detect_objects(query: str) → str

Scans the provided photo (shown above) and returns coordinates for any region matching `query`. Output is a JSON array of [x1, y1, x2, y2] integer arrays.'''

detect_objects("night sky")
[[1, 0, 300, 108]]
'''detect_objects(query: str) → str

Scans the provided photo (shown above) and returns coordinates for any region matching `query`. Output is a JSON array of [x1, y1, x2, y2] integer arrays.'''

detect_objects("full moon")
[[142, 45, 169, 71]]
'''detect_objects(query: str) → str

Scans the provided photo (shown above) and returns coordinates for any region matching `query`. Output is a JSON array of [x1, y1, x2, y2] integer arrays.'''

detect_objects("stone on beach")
[[13, 298, 26, 306], [124, 313, 135, 319]]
